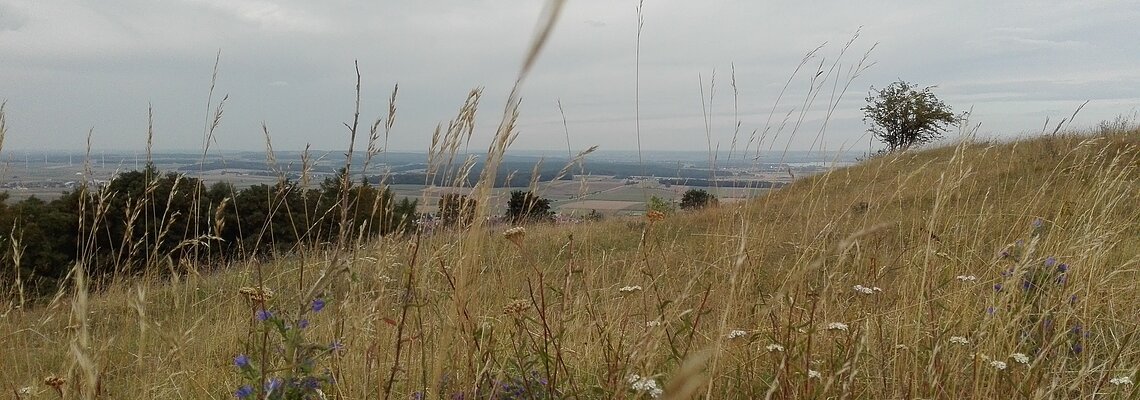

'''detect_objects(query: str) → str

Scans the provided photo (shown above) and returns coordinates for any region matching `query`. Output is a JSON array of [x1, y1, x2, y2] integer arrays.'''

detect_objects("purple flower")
[[330, 340, 344, 352], [986, 306, 996, 315], [1070, 294, 1079, 305], [234, 354, 250, 369], [265, 378, 282, 393], [312, 298, 326, 313], [1057, 263, 1069, 273], [235, 385, 254, 399], [1044, 257, 1056, 267], [1032, 218, 1043, 228], [994, 283, 1004, 292], [298, 319, 310, 329], [1072, 342, 1083, 354], [256, 309, 273, 321], [1071, 324, 1083, 335]]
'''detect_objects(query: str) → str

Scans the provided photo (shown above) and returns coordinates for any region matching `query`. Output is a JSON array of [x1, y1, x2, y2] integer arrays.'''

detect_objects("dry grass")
[[1, 128, 1137, 398]]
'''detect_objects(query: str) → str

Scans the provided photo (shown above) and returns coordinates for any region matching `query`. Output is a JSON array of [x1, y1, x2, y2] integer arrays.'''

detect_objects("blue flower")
[[1044, 257, 1056, 267], [234, 354, 250, 369], [1057, 263, 1069, 273], [312, 298, 326, 313], [235, 385, 254, 399], [298, 319, 310, 329], [986, 306, 996, 315], [330, 340, 344, 352], [265, 378, 282, 393], [994, 283, 1003, 292], [256, 309, 273, 321]]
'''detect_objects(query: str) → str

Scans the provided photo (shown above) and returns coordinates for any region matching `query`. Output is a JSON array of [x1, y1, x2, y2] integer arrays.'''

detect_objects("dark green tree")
[[506, 190, 552, 223], [862, 80, 960, 152], [680, 189, 717, 210], [438, 193, 477, 227]]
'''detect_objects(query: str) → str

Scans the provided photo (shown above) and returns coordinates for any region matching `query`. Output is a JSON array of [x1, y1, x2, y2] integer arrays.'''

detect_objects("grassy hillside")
[[2, 128, 1137, 398]]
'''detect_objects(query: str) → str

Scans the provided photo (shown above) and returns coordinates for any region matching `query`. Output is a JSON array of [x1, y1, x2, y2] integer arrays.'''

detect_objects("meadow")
[[2, 2, 1139, 398]]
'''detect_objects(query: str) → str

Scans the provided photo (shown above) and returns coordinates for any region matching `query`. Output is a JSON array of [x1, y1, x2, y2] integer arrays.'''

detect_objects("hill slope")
[[3, 130, 1138, 398]]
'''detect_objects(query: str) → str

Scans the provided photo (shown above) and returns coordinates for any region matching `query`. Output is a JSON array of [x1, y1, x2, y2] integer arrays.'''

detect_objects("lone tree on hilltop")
[[506, 190, 553, 223], [680, 189, 717, 210], [863, 80, 960, 152]]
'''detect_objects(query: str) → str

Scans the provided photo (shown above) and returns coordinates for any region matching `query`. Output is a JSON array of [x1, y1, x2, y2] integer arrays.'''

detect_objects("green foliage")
[[505, 190, 552, 223], [862, 80, 959, 151], [438, 193, 476, 227], [0, 165, 419, 297], [679, 189, 716, 210], [646, 195, 675, 214]]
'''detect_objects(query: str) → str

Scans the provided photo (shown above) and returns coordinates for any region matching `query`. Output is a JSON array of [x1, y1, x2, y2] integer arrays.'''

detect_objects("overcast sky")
[[2, 0, 1138, 154]]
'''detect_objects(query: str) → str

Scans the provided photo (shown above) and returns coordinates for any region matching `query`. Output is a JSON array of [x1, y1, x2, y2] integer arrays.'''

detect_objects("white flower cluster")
[[949, 336, 969, 345], [619, 285, 643, 293], [826, 322, 849, 332], [765, 343, 785, 352], [1010, 353, 1030, 364], [628, 374, 663, 398], [645, 320, 662, 328], [1110, 376, 1133, 386], [727, 330, 748, 339], [955, 275, 978, 282], [807, 370, 822, 379], [990, 360, 1008, 370], [853, 284, 882, 295]]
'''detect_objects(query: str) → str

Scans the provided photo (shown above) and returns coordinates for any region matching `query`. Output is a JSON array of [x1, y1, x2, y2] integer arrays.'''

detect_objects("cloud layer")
[[1, 0, 1138, 153]]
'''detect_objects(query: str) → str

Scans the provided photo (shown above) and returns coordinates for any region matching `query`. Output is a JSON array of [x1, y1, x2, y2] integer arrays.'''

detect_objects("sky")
[[1, 0, 1139, 155]]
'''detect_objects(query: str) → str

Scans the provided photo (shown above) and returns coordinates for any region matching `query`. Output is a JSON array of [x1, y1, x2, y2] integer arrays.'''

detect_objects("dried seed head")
[[646, 210, 665, 222], [502, 299, 530, 316], [503, 227, 526, 246], [238, 286, 275, 303]]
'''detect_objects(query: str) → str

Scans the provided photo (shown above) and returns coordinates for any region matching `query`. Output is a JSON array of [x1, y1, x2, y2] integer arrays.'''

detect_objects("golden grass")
[[2, 129, 1137, 398]]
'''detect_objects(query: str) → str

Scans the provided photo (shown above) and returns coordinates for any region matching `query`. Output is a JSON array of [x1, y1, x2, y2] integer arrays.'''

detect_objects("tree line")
[[0, 165, 417, 297]]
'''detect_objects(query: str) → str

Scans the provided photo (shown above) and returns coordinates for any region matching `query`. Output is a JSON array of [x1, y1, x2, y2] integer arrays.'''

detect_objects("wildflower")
[[298, 319, 310, 329], [17, 387, 31, 395], [853, 285, 880, 295], [1070, 294, 1079, 305], [1044, 257, 1056, 268], [312, 298, 326, 312], [256, 309, 273, 321], [646, 210, 665, 222], [1071, 342, 1083, 354], [265, 378, 282, 393], [235, 385, 254, 399], [503, 227, 526, 246], [993, 283, 1004, 292], [330, 340, 345, 353], [826, 322, 849, 332], [646, 320, 662, 328], [629, 375, 663, 398], [955, 275, 978, 282], [238, 286, 275, 302], [1032, 218, 1043, 228], [766, 343, 785, 352], [986, 306, 996, 315], [949, 336, 969, 345], [1057, 263, 1069, 273], [618, 285, 643, 293], [727, 330, 748, 339], [234, 354, 251, 369], [990, 360, 1008, 370], [1011, 353, 1030, 364], [808, 370, 822, 379], [1110, 376, 1134, 386]]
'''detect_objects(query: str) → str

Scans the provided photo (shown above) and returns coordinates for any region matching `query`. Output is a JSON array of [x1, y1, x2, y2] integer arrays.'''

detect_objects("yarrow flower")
[[955, 275, 978, 282], [808, 370, 822, 379], [727, 330, 748, 339], [949, 336, 969, 345], [645, 320, 662, 328], [766, 343, 785, 352], [1011, 353, 1030, 364], [628, 374, 663, 398], [618, 285, 643, 293], [1109, 376, 1133, 386], [827, 322, 849, 332], [990, 360, 1008, 370], [853, 284, 881, 295]]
